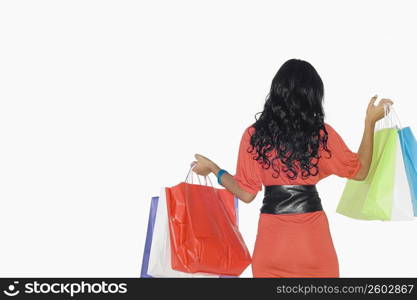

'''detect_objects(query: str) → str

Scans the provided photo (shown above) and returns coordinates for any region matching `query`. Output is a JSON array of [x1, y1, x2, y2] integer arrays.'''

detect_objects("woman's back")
[[233, 122, 362, 194]]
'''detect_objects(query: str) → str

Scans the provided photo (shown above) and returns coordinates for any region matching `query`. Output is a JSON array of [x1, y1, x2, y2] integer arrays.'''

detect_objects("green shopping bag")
[[336, 128, 397, 220]]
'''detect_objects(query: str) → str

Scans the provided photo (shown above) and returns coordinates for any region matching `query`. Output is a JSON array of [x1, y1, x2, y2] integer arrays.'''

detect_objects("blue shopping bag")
[[140, 195, 239, 277], [398, 126, 417, 216]]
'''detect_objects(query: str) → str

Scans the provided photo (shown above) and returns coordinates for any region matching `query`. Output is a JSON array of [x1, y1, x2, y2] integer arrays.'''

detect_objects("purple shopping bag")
[[140, 196, 159, 278]]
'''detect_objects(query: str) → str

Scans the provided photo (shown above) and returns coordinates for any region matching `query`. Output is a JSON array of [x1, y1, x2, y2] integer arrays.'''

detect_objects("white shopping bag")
[[389, 107, 414, 221]]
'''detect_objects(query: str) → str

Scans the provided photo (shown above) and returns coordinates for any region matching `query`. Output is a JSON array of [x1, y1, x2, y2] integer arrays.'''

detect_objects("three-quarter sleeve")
[[233, 126, 263, 195], [323, 123, 362, 179]]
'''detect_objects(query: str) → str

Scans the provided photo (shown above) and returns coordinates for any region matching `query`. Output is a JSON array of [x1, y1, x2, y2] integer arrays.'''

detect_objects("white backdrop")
[[1, 0, 417, 277]]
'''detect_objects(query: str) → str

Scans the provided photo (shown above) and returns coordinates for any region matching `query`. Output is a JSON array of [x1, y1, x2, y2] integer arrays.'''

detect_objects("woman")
[[191, 58, 393, 278]]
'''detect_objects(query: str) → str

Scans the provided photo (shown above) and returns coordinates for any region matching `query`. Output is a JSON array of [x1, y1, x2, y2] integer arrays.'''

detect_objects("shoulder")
[[323, 122, 340, 139], [241, 124, 256, 140], [236, 125, 257, 149], [323, 122, 334, 133], [322, 122, 351, 151]]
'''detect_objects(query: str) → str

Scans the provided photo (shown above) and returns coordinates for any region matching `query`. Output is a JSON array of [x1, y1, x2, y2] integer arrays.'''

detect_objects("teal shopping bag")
[[398, 127, 417, 216]]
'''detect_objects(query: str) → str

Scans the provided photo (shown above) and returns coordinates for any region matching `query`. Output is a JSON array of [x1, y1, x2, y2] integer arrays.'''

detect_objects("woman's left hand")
[[191, 154, 218, 176]]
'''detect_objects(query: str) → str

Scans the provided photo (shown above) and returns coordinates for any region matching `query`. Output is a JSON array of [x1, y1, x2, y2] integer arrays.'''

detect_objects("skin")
[[192, 96, 394, 203]]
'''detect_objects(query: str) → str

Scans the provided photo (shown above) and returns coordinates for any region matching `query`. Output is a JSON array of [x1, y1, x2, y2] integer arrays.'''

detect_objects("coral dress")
[[233, 123, 362, 278]]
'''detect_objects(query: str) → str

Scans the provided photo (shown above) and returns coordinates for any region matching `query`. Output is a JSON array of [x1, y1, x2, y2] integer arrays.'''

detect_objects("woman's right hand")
[[366, 95, 394, 124]]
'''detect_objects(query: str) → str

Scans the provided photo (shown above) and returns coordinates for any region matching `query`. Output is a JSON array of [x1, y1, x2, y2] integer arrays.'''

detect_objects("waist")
[[261, 185, 323, 215]]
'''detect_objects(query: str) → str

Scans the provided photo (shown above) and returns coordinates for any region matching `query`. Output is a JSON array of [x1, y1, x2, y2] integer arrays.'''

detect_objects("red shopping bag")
[[165, 172, 251, 276]]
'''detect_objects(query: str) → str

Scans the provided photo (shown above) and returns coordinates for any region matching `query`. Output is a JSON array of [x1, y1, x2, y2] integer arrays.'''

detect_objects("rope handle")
[[387, 103, 403, 129], [185, 163, 215, 188], [376, 102, 402, 130]]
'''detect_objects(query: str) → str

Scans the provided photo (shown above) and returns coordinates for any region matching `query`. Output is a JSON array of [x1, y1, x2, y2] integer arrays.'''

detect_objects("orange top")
[[233, 123, 362, 195]]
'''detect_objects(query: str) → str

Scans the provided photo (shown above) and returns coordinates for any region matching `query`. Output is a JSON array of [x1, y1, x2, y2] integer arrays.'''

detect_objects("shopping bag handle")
[[386, 103, 403, 130], [377, 103, 402, 130], [185, 164, 215, 188]]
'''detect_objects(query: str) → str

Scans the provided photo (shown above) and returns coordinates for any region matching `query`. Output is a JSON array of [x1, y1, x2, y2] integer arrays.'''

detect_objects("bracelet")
[[217, 169, 229, 186]]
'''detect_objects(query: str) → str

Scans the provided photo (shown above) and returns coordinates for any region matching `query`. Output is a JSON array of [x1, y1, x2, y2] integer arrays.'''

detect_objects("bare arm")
[[190, 155, 257, 203], [352, 120, 375, 180], [352, 96, 393, 181], [209, 164, 256, 203]]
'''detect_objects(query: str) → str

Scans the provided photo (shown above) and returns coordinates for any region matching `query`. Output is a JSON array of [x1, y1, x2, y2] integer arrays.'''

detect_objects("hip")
[[254, 210, 337, 261], [252, 211, 339, 277]]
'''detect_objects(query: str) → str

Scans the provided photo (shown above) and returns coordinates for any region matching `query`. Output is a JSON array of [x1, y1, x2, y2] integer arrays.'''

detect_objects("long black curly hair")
[[249, 59, 332, 180]]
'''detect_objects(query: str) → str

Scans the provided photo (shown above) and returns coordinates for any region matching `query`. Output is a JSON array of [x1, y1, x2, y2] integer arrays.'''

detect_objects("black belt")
[[261, 185, 323, 214]]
